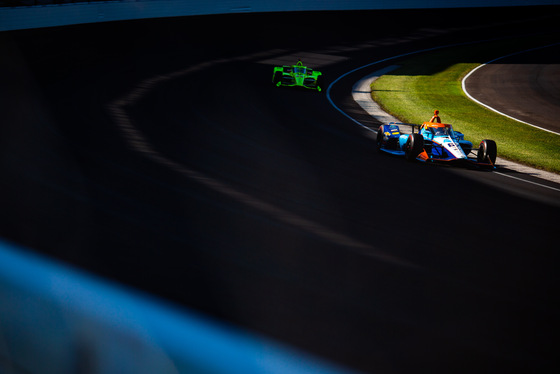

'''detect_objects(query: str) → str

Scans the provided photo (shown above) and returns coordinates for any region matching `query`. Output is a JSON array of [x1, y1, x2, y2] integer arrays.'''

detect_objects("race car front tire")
[[405, 133, 424, 162], [316, 75, 324, 92], [477, 139, 497, 165], [273, 71, 282, 86]]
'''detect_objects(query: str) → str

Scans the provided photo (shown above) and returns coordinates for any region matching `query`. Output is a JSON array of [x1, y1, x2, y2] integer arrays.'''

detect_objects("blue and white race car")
[[376, 121, 497, 168]]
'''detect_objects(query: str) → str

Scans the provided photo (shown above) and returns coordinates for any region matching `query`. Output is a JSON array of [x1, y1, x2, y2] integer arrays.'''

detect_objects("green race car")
[[272, 60, 324, 92]]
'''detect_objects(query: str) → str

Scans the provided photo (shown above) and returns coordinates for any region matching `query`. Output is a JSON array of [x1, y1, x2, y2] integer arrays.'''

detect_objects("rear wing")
[[388, 122, 423, 134]]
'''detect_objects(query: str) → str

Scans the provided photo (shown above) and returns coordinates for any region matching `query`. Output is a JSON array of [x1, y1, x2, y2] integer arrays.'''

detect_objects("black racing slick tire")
[[316, 75, 324, 92], [477, 139, 497, 165], [405, 133, 424, 162], [376, 126, 384, 152], [273, 71, 282, 86]]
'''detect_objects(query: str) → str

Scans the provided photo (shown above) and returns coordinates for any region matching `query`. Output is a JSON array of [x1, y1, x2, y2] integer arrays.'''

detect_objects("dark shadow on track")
[[2, 7, 560, 373]]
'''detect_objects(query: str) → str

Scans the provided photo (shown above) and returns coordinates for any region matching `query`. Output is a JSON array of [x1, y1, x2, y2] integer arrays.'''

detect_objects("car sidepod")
[[304, 71, 323, 91], [417, 136, 467, 163], [454, 131, 473, 156], [436, 138, 468, 160]]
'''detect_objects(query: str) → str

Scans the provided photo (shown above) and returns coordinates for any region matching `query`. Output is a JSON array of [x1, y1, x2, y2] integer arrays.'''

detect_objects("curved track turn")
[[463, 43, 560, 134], [2, 8, 560, 373]]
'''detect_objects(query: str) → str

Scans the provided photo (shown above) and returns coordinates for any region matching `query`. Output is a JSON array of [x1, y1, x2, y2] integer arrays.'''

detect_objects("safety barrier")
[[1, 0, 557, 31]]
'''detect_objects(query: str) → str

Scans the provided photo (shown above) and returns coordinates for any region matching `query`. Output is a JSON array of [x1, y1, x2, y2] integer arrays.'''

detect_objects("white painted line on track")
[[494, 171, 560, 192], [461, 42, 560, 136]]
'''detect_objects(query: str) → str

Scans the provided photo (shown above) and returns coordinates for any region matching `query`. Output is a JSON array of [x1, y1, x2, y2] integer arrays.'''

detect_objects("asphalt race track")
[[1, 7, 560, 373], [464, 43, 560, 133]]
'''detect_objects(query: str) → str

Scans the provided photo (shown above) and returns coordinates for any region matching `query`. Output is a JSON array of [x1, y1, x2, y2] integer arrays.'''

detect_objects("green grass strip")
[[371, 35, 560, 174]]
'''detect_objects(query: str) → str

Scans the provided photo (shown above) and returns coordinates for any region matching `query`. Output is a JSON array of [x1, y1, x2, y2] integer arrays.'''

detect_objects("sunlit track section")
[[326, 44, 452, 129], [327, 41, 560, 194], [462, 42, 560, 136], [107, 52, 416, 269], [351, 68, 560, 188], [350, 65, 401, 129]]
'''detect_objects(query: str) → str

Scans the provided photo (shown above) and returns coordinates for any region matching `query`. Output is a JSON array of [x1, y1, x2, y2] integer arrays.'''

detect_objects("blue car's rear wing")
[[388, 122, 422, 133]]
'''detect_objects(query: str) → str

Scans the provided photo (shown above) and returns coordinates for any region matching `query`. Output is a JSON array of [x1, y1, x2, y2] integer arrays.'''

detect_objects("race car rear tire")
[[477, 139, 497, 165], [376, 126, 384, 152], [405, 133, 424, 162]]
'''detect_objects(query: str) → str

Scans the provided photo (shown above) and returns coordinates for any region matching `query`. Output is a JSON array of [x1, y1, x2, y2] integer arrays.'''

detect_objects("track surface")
[[464, 43, 560, 133], [2, 8, 560, 373]]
